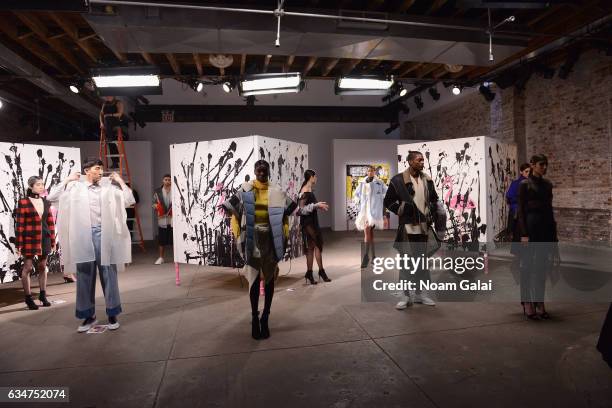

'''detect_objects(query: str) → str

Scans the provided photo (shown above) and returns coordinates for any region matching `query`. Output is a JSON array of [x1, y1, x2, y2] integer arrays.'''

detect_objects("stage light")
[[452, 85, 462, 95], [245, 95, 256, 106], [69, 84, 79, 94], [398, 83, 408, 97], [93, 74, 159, 88], [222, 80, 235, 93], [336, 75, 394, 95], [478, 83, 496, 102], [428, 87, 440, 101], [414, 95, 424, 110], [91, 67, 162, 96], [385, 122, 400, 135], [196, 82, 204, 92], [239, 73, 304, 96]]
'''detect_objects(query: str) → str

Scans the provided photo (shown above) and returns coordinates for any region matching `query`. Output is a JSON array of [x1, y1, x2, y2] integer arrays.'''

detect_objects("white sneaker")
[[395, 295, 413, 310], [107, 316, 120, 330], [154, 257, 164, 265], [414, 292, 436, 306], [77, 317, 98, 333]]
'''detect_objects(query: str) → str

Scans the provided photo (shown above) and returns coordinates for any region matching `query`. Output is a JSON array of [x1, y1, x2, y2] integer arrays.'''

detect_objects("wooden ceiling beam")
[[427, 0, 448, 15], [240, 54, 246, 75], [432, 66, 449, 79], [0, 16, 67, 74], [14, 12, 84, 73], [263, 54, 272, 73], [416, 63, 440, 78], [343, 58, 362, 75], [390, 61, 405, 72], [48, 12, 100, 63], [322, 58, 340, 76], [141, 52, 155, 65], [303, 56, 317, 76], [165, 53, 180, 75], [398, 62, 422, 77], [284, 55, 295, 72], [397, 0, 417, 13], [192, 53, 202, 75]]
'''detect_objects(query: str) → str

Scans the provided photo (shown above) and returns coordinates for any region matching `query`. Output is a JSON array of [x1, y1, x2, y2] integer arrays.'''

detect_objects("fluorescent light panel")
[[338, 77, 394, 90], [241, 74, 301, 91], [92, 74, 160, 88], [241, 88, 301, 96]]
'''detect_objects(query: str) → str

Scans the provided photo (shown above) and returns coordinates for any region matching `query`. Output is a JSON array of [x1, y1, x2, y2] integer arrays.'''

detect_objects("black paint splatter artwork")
[[399, 139, 485, 249], [172, 137, 308, 267], [0, 143, 79, 283], [399, 137, 517, 248]]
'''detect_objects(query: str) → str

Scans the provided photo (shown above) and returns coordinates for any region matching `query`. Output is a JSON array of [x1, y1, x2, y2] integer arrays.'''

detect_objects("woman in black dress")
[[518, 154, 557, 320], [298, 170, 331, 284]]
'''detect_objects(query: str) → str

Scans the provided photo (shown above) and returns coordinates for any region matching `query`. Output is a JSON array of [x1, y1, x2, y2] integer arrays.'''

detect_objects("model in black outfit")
[[99, 96, 127, 169], [298, 170, 331, 284], [517, 154, 557, 320]]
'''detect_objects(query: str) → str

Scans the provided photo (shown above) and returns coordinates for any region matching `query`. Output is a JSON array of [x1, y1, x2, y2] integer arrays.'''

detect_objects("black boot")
[[25, 295, 38, 310], [361, 253, 370, 268], [318, 269, 332, 282], [251, 312, 261, 340], [304, 270, 317, 285], [260, 312, 270, 339], [38, 290, 51, 307]]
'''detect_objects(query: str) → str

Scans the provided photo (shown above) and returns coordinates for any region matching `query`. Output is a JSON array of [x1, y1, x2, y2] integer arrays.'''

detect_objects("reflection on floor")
[[0, 230, 610, 408]]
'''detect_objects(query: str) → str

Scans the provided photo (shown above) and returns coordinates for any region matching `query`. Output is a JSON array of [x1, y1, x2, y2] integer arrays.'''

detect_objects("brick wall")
[[403, 50, 612, 244]]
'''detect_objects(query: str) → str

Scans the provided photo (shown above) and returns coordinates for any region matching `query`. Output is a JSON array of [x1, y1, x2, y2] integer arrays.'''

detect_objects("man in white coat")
[[48, 158, 135, 332]]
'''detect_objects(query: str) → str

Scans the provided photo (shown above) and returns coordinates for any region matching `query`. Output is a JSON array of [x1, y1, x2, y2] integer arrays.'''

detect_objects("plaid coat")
[[15, 197, 56, 258]]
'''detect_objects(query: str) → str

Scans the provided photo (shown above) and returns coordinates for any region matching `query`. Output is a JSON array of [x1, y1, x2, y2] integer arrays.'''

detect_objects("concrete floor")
[[0, 230, 610, 408]]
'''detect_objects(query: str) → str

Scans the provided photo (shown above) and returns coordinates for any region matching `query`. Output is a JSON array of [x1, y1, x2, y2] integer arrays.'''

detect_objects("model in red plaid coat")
[[15, 176, 56, 310]]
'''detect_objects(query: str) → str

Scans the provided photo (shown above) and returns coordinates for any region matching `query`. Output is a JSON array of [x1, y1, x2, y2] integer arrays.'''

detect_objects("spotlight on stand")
[[186, 79, 204, 92], [384, 122, 400, 135], [239, 73, 304, 96], [336, 75, 394, 96], [222, 79, 235, 93], [451, 85, 462, 95], [414, 95, 424, 110], [398, 83, 408, 97], [478, 83, 496, 102], [428, 87, 440, 101]]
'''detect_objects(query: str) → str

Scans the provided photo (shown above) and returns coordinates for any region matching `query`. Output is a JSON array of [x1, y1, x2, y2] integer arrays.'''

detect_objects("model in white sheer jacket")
[[353, 166, 387, 268]]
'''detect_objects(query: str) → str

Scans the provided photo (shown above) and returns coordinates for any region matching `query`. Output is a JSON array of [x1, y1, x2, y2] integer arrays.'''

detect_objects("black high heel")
[[260, 312, 270, 339], [304, 270, 317, 285], [522, 302, 539, 320], [251, 312, 261, 340], [536, 303, 550, 320], [318, 269, 331, 282], [361, 254, 370, 269], [38, 291, 51, 307], [25, 295, 39, 310]]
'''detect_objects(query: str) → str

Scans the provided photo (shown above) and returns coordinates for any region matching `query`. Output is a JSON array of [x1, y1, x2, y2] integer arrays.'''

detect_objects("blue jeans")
[[75, 226, 122, 319]]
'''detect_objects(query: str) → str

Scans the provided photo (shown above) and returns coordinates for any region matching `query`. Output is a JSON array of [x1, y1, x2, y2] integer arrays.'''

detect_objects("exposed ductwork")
[[85, 2, 529, 67]]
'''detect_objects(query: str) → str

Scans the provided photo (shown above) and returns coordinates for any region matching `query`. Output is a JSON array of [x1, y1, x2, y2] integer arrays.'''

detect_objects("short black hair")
[[530, 154, 548, 165], [519, 163, 530, 172], [407, 151, 423, 162], [163, 174, 171, 179], [254, 159, 270, 170], [82, 158, 104, 172]]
